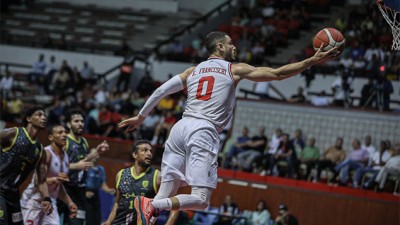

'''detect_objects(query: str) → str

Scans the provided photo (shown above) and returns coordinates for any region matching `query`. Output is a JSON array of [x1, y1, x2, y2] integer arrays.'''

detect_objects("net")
[[377, 2, 400, 50]]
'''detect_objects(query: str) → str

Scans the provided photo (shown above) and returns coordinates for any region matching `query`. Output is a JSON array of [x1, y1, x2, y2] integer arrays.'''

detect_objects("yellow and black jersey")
[[112, 166, 158, 225], [65, 134, 89, 187], [0, 127, 43, 191]]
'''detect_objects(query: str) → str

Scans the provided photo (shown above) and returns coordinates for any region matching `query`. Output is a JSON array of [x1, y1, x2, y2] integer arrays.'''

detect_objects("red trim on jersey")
[[228, 63, 238, 86]]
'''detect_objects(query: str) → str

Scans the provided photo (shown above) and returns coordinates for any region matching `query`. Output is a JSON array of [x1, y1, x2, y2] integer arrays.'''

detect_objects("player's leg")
[[3, 191, 24, 225]]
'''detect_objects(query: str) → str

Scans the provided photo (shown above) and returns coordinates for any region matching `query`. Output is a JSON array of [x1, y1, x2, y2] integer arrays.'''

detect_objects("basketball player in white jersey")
[[118, 31, 339, 225], [21, 125, 77, 224]]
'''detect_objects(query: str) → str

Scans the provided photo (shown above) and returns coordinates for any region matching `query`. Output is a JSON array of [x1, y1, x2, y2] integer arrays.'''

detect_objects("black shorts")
[[0, 190, 23, 225], [59, 185, 87, 225]]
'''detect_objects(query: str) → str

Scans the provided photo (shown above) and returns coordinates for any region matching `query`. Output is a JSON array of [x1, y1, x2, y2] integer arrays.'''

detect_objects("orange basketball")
[[313, 28, 345, 52]]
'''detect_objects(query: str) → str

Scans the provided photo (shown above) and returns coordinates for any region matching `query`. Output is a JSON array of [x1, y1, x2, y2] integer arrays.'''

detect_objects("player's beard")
[[139, 160, 150, 169], [71, 126, 83, 135]]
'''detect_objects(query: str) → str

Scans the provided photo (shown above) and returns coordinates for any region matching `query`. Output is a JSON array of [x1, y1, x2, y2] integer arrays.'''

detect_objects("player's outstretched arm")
[[233, 46, 339, 82], [118, 67, 194, 132], [37, 150, 53, 215]]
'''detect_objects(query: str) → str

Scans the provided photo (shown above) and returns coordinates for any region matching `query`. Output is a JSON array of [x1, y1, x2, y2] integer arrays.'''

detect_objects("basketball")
[[313, 28, 345, 52]]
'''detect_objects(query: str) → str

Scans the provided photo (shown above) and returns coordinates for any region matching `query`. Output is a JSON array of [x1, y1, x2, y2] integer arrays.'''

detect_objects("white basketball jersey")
[[20, 145, 69, 206], [183, 57, 236, 132]]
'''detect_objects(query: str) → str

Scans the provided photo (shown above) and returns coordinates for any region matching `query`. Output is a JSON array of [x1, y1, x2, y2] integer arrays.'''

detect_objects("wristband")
[[43, 197, 52, 204]]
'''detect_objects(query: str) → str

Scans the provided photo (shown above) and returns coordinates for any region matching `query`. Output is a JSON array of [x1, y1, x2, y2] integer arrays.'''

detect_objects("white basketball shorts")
[[161, 117, 220, 189]]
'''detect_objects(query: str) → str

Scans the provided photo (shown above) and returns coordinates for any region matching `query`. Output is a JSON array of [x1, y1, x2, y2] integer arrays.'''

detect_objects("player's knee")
[[192, 186, 212, 209]]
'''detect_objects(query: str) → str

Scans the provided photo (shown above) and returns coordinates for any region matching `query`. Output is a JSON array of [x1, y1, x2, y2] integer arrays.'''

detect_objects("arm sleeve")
[[139, 75, 184, 117]]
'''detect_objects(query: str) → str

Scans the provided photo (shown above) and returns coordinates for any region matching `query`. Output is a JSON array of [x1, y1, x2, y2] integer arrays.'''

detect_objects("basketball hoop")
[[376, 0, 400, 50]]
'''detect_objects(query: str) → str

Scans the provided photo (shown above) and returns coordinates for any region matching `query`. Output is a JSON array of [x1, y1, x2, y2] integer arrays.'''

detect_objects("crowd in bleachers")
[[220, 126, 400, 193]]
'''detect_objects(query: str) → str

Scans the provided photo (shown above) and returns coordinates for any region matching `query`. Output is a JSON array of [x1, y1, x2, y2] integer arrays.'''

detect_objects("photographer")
[[377, 73, 393, 111], [331, 65, 353, 107]]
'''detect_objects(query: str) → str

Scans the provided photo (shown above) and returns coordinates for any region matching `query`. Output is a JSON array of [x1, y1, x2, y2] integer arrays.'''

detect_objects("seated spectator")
[[139, 111, 161, 140], [359, 78, 374, 107], [246, 200, 271, 225], [4, 92, 24, 123], [333, 139, 369, 186], [29, 53, 46, 82], [353, 140, 391, 188], [331, 68, 353, 107], [286, 87, 306, 103], [291, 129, 305, 156], [275, 204, 298, 225], [259, 128, 283, 175], [191, 205, 219, 225], [80, 61, 96, 84], [314, 137, 346, 183], [213, 195, 239, 225], [236, 127, 267, 172], [362, 135, 376, 161], [375, 143, 400, 192], [0, 70, 13, 98], [52, 62, 72, 93], [157, 95, 175, 111], [310, 91, 330, 107], [269, 133, 297, 178], [298, 137, 320, 180], [223, 126, 251, 169], [150, 111, 177, 145]]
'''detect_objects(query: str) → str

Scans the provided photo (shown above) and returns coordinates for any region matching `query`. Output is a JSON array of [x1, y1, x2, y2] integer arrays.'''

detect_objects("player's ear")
[[66, 121, 71, 129], [48, 134, 54, 142]]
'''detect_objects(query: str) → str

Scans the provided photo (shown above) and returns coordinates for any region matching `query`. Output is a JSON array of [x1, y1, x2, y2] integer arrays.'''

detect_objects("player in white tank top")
[[20, 125, 77, 224], [184, 57, 236, 132], [118, 31, 340, 225]]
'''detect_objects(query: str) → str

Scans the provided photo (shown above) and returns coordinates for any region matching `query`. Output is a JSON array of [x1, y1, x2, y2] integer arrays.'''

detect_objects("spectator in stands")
[[236, 127, 268, 172], [30, 53, 46, 82], [270, 133, 296, 178], [157, 95, 175, 111], [94, 85, 109, 106], [352, 54, 366, 77], [0, 70, 13, 98], [353, 140, 391, 189], [275, 204, 298, 225], [379, 73, 394, 111], [3, 91, 24, 123], [98, 104, 122, 137], [375, 143, 400, 192], [310, 91, 330, 107], [298, 137, 320, 180], [150, 111, 177, 145], [339, 52, 354, 73], [85, 157, 116, 225], [365, 54, 381, 79], [52, 60, 72, 93], [314, 137, 346, 183], [117, 53, 134, 92], [80, 61, 96, 84], [362, 135, 376, 162], [331, 67, 353, 107], [333, 139, 369, 186], [291, 129, 305, 156], [140, 111, 161, 141], [286, 87, 305, 103], [137, 72, 155, 97], [364, 43, 384, 62], [359, 78, 374, 107], [246, 200, 271, 225], [260, 128, 283, 175], [223, 126, 251, 169], [213, 195, 239, 225]]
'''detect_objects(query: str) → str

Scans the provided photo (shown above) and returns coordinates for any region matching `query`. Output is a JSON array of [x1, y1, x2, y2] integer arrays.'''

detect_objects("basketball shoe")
[[134, 196, 157, 225]]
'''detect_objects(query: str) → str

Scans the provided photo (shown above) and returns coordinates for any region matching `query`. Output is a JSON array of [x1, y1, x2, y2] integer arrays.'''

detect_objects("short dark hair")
[[48, 124, 63, 135], [65, 109, 85, 123], [131, 140, 151, 162], [205, 31, 228, 54], [131, 140, 151, 153], [23, 106, 45, 127]]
